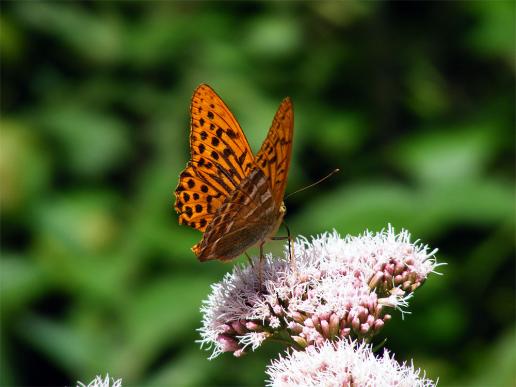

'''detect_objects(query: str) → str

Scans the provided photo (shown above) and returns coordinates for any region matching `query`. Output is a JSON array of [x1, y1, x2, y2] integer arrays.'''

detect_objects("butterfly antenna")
[[285, 169, 340, 200]]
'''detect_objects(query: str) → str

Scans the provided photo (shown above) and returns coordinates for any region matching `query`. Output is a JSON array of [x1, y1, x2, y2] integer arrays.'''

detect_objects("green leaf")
[[143, 348, 212, 387], [37, 104, 130, 177], [463, 328, 516, 386], [113, 276, 211, 382], [391, 124, 500, 185], [0, 120, 51, 214], [291, 178, 513, 239], [18, 316, 109, 377], [35, 191, 121, 255], [0, 255, 47, 315]]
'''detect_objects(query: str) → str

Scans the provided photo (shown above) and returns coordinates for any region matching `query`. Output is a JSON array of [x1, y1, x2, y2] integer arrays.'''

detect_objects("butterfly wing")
[[193, 168, 277, 261], [175, 84, 256, 232], [194, 98, 294, 261], [255, 97, 294, 208]]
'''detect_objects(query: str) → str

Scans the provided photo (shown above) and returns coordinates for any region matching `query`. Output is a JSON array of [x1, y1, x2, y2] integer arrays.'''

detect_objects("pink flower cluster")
[[266, 339, 436, 387], [199, 226, 439, 358]]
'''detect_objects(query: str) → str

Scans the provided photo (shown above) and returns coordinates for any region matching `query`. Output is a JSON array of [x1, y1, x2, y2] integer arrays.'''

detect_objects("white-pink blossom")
[[76, 374, 122, 387], [266, 339, 436, 387], [199, 226, 440, 358]]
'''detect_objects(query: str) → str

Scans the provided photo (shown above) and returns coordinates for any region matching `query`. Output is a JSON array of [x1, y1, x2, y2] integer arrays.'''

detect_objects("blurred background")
[[1, 1, 514, 386]]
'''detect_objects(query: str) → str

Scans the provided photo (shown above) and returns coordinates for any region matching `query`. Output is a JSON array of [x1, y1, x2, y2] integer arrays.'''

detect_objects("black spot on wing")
[[185, 206, 193, 217], [227, 129, 237, 138], [238, 152, 247, 165]]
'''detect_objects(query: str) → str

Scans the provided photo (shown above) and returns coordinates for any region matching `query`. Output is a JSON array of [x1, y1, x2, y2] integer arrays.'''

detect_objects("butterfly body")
[[175, 84, 293, 262]]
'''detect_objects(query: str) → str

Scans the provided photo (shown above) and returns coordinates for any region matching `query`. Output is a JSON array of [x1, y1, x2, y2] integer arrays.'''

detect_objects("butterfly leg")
[[271, 223, 297, 275], [244, 252, 254, 268], [283, 222, 297, 276], [258, 242, 264, 287]]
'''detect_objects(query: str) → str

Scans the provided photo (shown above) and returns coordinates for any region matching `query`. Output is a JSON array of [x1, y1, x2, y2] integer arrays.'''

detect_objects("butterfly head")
[[279, 202, 286, 216]]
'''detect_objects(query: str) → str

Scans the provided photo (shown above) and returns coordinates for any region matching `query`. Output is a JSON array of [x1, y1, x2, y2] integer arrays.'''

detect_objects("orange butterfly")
[[174, 84, 294, 262]]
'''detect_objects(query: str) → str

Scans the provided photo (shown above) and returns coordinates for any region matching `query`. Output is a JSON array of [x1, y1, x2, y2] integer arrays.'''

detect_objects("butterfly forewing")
[[256, 97, 294, 208], [190, 85, 255, 179], [175, 84, 256, 232]]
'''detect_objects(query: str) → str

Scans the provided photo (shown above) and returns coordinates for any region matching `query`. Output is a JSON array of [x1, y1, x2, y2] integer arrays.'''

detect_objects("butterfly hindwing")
[[255, 97, 294, 208], [193, 168, 276, 261]]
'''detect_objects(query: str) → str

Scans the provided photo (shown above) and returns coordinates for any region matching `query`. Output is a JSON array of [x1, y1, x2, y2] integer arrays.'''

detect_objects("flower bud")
[[373, 319, 384, 331], [292, 335, 307, 348], [245, 321, 262, 331], [329, 314, 340, 337], [320, 319, 330, 338], [216, 335, 240, 353], [230, 320, 246, 335]]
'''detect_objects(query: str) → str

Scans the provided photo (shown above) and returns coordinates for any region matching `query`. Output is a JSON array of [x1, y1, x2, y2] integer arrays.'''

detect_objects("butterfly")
[[174, 84, 294, 262]]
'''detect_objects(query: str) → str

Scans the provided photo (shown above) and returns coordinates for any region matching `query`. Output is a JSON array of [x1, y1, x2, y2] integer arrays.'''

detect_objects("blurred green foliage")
[[1, 2, 514, 386]]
